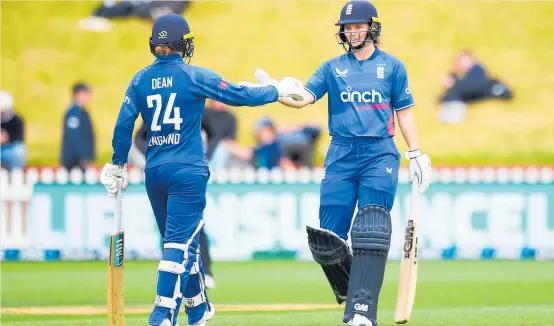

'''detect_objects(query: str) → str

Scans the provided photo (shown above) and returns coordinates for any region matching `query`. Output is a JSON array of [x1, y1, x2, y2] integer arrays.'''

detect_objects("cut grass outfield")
[[2, 260, 554, 325], [2, 1, 554, 166]]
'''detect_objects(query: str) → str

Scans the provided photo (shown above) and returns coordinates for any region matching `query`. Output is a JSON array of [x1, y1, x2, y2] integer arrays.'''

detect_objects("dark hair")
[[154, 44, 178, 57], [72, 82, 90, 95]]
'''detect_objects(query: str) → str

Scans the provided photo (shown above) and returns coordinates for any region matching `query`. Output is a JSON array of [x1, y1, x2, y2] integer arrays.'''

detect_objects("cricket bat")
[[107, 185, 125, 325], [394, 175, 420, 324]]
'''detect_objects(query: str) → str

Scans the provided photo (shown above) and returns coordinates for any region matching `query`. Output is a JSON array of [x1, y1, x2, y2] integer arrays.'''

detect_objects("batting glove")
[[275, 77, 304, 101], [254, 68, 278, 87], [254, 69, 304, 101], [406, 149, 432, 193], [100, 163, 128, 198]]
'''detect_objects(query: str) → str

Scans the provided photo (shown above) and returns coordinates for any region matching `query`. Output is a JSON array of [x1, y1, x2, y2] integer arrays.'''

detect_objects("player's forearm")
[[214, 84, 278, 107], [112, 125, 134, 164], [396, 108, 419, 150]]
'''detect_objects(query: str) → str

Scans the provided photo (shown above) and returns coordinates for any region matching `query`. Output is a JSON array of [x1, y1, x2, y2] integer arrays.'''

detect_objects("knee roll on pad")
[[351, 205, 392, 252], [306, 226, 352, 304]]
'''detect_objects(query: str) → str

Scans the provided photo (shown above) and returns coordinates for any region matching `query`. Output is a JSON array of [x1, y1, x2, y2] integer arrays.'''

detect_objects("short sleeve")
[[392, 62, 415, 111], [305, 63, 329, 103]]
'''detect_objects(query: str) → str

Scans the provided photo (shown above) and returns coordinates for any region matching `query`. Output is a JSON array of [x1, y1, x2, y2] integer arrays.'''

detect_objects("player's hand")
[[406, 149, 431, 193], [254, 68, 304, 101], [100, 163, 128, 198], [275, 77, 304, 101]]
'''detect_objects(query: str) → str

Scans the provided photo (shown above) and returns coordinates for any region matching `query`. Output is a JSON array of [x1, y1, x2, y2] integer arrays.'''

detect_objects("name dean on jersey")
[[149, 133, 181, 147], [152, 77, 173, 90]]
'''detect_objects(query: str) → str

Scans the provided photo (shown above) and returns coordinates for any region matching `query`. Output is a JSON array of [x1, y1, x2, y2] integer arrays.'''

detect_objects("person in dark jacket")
[[0, 90, 26, 171], [61, 82, 96, 170], [438, 50, 513, 123]]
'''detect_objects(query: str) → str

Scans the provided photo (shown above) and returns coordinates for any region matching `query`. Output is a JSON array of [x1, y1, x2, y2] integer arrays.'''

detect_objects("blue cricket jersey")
[[111, 53, 279, 168], [305, 48, 415, 139]]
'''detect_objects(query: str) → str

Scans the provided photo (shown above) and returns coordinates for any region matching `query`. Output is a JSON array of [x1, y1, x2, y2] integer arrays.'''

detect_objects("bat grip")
[[114, 181, 123, 233]]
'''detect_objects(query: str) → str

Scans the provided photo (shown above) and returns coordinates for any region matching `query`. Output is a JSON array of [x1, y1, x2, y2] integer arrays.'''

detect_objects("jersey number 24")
[[147, 93, 183, 131]]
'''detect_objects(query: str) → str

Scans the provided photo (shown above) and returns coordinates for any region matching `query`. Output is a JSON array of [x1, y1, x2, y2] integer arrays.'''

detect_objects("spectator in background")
[[226, 116, 293, 170], [95, 0, 190, 21], [438, 50, 513, 124], [0, 90, 26, 171], [202, 100, 250, 169], [79, 1, 191, 31], [277, 123, 321, 168], [61, 82, 96, 171]]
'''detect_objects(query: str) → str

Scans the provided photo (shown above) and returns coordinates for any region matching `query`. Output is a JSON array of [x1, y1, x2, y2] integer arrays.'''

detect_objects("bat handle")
[[114, 181, 123, 233]]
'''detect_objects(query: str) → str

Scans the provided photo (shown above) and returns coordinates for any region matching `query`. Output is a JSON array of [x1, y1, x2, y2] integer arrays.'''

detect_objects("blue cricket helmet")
[[149, 13, 195, 62], [335, 1, 381, 52]]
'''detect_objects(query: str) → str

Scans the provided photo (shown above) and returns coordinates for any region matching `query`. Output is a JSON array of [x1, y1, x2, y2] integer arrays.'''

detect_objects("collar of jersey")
[[348, 46, 381, 62], [154, 53, 183, 62]]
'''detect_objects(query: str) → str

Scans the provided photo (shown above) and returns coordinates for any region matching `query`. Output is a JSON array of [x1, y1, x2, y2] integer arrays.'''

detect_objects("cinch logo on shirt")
[[340, 86, 383, 103]]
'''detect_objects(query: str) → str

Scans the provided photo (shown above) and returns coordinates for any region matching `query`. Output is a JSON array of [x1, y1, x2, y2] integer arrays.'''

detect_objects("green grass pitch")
[[2, 260, 554, 325]]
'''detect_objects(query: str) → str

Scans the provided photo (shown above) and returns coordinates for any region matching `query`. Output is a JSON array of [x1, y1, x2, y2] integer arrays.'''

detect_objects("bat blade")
[[395, 179, 420, 324], [394, 219, 419, 323], [107, 231, 125, 326]]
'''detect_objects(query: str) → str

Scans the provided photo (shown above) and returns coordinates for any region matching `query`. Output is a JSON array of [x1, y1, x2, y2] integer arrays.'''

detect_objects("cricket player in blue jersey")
[[253, 1, 432, 325], [99, 13, 304, 326]]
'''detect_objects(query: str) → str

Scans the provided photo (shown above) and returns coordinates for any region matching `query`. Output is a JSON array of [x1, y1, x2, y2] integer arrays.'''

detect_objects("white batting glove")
[[100, 163, 128, 198], [406, 149, 432, 193], [254, 68, 278, 87], [275, 77, 304, 101], [254, 69, 304, 101]]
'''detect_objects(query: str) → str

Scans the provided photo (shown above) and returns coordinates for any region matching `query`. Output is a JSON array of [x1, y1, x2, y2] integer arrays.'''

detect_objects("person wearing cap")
[[219, 116, 294, 170], [249, 1, 432, 325], [251, 116, 293, 169], [0, 90, 26, 171], [60, 82, 96, 171], [98, 13, 305, 326]]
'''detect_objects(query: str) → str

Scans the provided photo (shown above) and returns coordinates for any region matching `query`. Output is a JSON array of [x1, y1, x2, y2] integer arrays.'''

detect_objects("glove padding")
[[406, 149, 432, 193], [254, 68, 304, 101], [100, 163, 128, 198]]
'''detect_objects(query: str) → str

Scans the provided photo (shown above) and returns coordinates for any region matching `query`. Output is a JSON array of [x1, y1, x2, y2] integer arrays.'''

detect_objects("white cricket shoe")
[[347, 314, 373, 326], [159, 319, 172, 326], [189, 303, 216, 326]]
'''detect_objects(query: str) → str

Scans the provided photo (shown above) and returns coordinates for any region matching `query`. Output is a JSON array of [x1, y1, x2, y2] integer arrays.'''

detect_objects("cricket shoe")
[[347, 314, 373, 326], [189, 303, 215, 326], [149, 306, 173, 326], [158, 319, 172, 326]]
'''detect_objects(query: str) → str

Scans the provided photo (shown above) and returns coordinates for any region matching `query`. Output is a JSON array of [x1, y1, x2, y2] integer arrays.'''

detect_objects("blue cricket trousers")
[[319, 137, 400, 240], [145, 163, 210, 244]]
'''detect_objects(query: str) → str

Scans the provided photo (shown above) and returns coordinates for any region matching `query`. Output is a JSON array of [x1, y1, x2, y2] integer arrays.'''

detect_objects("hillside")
[[2, 1, 554, 165]]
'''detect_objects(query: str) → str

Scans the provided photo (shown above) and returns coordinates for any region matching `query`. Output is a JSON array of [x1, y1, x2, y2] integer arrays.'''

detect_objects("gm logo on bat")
[[403, 220, 415, 259]]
